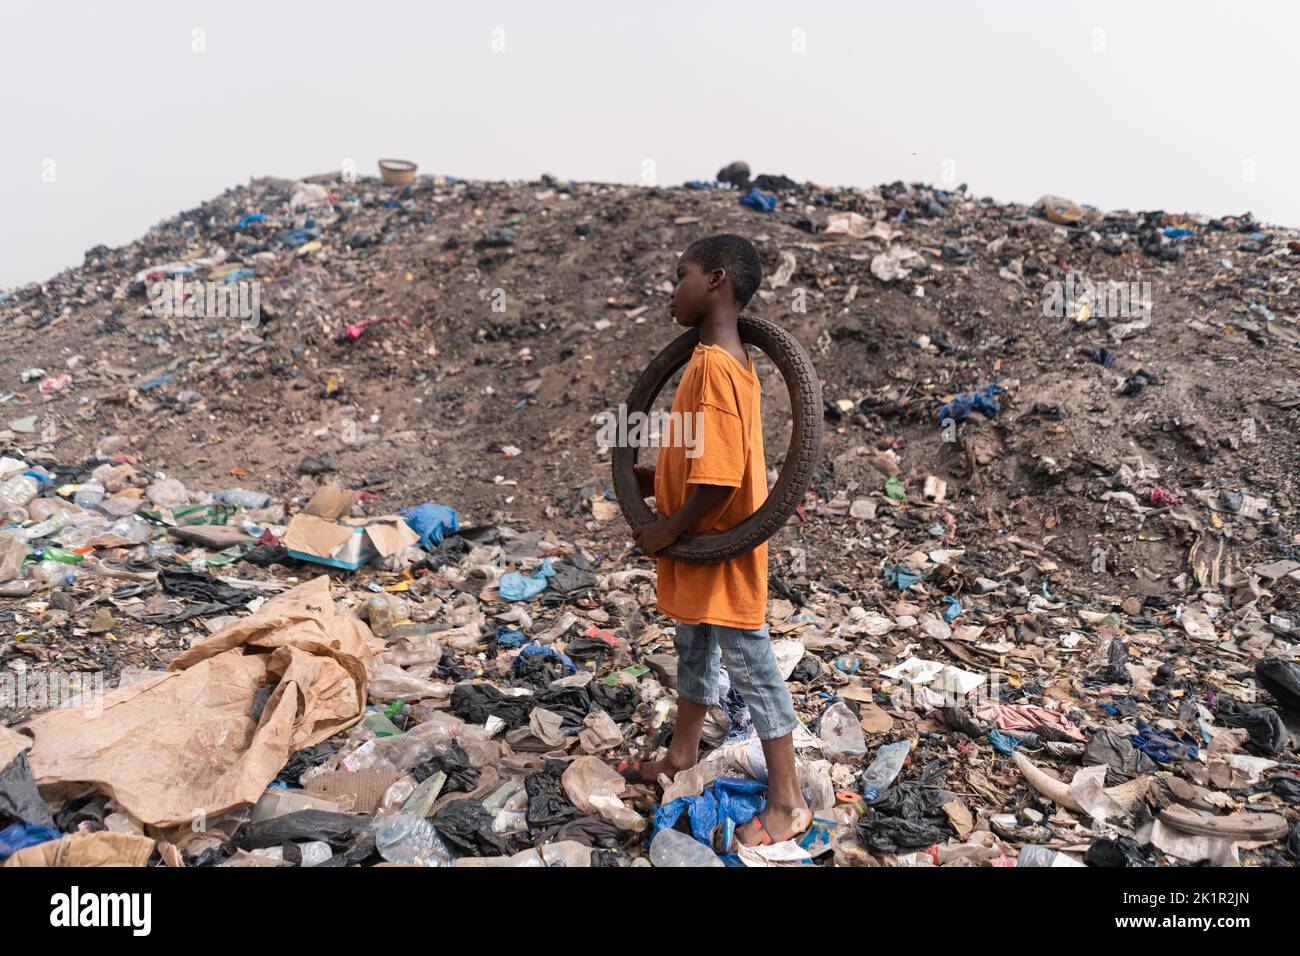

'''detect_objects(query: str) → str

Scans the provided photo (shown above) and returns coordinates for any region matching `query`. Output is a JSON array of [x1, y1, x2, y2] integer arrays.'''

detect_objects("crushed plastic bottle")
[[819, 700, 868, 759], [30, 561, 76, 585], [213, 488, 272, 509], [1018, 845, 1086, 867], [372, 812, 454, 866], [0, 474, 40, 511], [649, 828, 724, 867], [73, 480, 105, 509], [20, 515, 66, 540], [860, 740, 911, 801]]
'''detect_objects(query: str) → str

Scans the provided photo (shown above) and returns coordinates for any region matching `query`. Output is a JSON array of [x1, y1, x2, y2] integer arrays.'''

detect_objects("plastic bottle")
[[73, 480, 105, 509], [35, 546, 83, 565], [365, 593, 410, 639], [372, 813, 454, 866], [0, 474, 39, 511], [30, 561, 76, 586], [819, 700, 868, 759], [20, 514, 66, 540], [1018, 845, 1086, 867], [860, 740, 912, 801], [649, 828, 725, 867], [214, 489, 272, 509]]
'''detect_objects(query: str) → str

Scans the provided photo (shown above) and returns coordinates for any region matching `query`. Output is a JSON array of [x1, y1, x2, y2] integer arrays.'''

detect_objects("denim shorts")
[[672, 621, 799, 740]]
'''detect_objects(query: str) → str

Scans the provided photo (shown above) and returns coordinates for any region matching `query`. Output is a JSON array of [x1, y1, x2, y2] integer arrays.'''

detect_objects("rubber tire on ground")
[[612, 313, 822, 563]]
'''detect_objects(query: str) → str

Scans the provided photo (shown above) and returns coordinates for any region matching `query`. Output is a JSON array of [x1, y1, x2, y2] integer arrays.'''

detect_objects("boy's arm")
[[633, 483, 730, 556]]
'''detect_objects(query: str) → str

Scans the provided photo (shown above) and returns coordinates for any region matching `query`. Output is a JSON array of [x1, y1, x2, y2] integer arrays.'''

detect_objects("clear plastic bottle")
[[0, 474, 40, 510], [365, 593, 410, 639], [819, 700, 868, 759], [1017, 845, 1085, 867], [20, 514, 66, 540], [74, 480, 105, 509], [214, 488, 271, 509], [860, 740, 912, 801], [372, 813, 454, 866], [30, 561, 76, 585], [649, 828, 724, 867]]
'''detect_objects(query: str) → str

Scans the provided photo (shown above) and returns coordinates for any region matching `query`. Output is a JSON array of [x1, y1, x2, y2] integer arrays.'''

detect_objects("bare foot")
[[620, 753, 694, 785], [735, 801, 813, 846]]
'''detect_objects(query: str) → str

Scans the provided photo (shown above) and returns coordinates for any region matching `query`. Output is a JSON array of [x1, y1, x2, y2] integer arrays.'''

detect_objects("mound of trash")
[[1, 166, 1298, 866]]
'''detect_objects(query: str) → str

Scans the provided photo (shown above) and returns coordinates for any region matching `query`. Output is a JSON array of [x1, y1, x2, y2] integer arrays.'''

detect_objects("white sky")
[[3, 0, 1297, 289]]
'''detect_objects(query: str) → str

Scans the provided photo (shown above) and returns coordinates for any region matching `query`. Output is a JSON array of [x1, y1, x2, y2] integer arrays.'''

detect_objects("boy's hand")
[[633, 517, 679, 556], [633, 463, 655, 498]]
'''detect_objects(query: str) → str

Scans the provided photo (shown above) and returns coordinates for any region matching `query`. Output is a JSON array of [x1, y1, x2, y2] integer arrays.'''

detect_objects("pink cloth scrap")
[[976, 703, 1085, 741]]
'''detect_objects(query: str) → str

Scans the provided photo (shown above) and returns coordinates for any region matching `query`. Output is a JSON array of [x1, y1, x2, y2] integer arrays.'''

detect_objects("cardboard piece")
[[283, 513, 419, 570], [3, 831, 161, 867], [304, 486, 361, 520], [24, 576, 381, 827]]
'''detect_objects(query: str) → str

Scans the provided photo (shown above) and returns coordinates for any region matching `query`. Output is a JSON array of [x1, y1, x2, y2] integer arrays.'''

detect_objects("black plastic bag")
[[534, 686, 592, 733], [857, 815, 949, 852], [275, 742, 336, 786], [524, 759, 578, 829], [234, 810, 371, 850], [590, 681, 638, 721], [1088, 638, 1131, 685], [451, 683, 532, 727], [431, 799, 510, 856], [412, 741, 479, 794], [1084, 729, 1158, 784], [1256, 657, 1300, 718], [1216, 696, 1287, 755], [0, 751, 56, 829], [159, 567, 258, 606], [1084, 836, 1159, 867], [532, 814, 623, 849]]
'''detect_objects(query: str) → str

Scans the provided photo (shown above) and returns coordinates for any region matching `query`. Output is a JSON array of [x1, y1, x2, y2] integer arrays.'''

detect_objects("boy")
[[627, 234, 812, 847]]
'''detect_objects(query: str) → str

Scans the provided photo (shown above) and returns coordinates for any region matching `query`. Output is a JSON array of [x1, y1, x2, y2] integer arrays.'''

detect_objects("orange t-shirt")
[[653, 343, 768, 630]]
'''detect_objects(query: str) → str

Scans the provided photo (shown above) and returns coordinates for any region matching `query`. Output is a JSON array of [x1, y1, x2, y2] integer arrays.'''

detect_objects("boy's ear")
[[708, 267, 727, 291]]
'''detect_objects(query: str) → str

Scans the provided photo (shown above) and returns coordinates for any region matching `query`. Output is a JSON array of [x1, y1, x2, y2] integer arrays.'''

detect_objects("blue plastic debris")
[[884, 565, 923, 590], [942, 596, 963, 623], [0, 821, 62, 863], [653, 777, 767, 846], [398, 502, 460, 549], [499, 556, 556, 601], [739, 187, 776, 213], [138, 373, 173, 392], [513, 641, 575, 675], [1163, 227, 1193, 239], [937, 381, 1004, 424], [234, 213, 265, 230], [684, 180, 719, 190], [495, 626, 527, 649]]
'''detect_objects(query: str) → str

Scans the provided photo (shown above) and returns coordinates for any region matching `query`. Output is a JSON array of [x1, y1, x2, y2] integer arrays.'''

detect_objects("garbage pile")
[[2, 166, 1299, 866]]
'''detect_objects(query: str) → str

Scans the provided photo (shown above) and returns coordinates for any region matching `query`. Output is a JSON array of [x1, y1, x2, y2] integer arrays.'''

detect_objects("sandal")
[[728, 807, 815, 851], [614, 760, 649, 784]]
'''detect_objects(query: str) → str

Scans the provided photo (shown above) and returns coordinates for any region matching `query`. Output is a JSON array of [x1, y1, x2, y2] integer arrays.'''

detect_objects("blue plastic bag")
[[513, 642, 576, 676], [0, 821, 62, 863], [398, 502, 460, 549], [739, 187, 776, 213], [653, 777, 767, 846], [495, 626, 527, 649], [499, 557, 555, 601], [937, 381, 1004, 424]]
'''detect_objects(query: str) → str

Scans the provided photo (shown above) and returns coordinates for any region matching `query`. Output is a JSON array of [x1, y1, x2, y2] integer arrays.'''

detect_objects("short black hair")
[[683, 234, 763, 309]]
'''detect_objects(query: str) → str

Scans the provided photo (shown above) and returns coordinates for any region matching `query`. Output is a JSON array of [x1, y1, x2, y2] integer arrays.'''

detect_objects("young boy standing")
[[628, 234, 812, 848]]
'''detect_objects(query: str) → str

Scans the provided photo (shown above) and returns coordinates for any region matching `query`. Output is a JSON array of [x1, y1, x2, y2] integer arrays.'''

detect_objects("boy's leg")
[[714, 624, 811, 843], [636, 621, 718, 782]]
